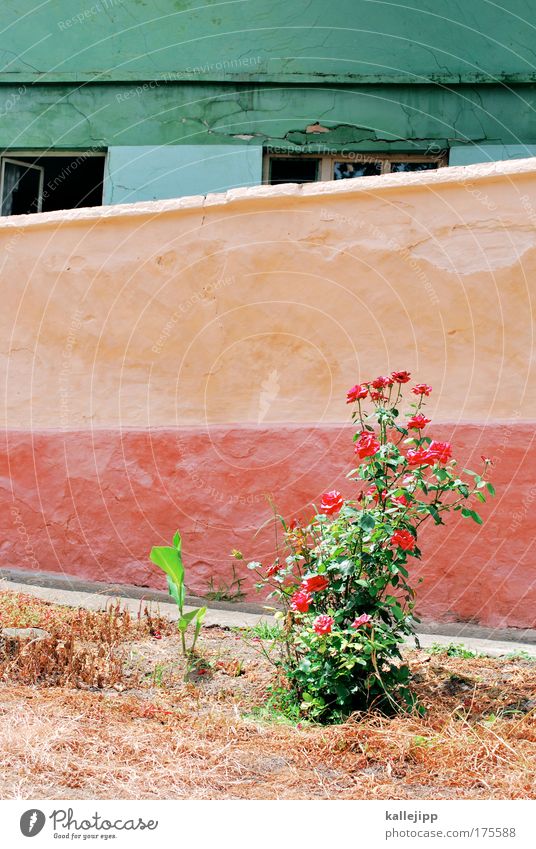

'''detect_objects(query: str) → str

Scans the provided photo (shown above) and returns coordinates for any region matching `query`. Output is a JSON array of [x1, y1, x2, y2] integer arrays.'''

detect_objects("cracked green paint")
[[0, 82, 534, 150]]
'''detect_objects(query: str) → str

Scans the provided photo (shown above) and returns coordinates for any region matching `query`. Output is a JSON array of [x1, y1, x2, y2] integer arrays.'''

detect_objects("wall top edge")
[[1, 157, 536, 233], [0, 73, 535, 86]]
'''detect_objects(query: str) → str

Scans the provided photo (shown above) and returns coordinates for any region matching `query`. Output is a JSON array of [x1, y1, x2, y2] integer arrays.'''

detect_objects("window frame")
[[263, 151, 448, 184], [0, 158, 45, 215]]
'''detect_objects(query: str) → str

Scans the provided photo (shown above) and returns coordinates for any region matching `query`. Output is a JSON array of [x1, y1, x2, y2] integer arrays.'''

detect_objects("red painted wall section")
[[1, 423, 534, 629]]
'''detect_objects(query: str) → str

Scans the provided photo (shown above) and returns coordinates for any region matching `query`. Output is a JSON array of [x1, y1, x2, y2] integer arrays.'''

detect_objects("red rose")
[[355, 432, 380, 458], [393, 494, 409, 507], [266, 562, 282, 578], [372, 376, 393, 389], [370, 391, 386, 402], [406, 447, 431, 466], [351, 613, 373, 629], [346, 383, 368, 403], [407, 413, 431, 430], [313, 614, 334, 635], [290, 590, 312, 613], [390, 528, 416, 551], [426, 440, 452, 464], [319, 490, 344, 515], [301, 574, 329, 593], [391, 371, 411, 384], [412, 383, 432, 396]]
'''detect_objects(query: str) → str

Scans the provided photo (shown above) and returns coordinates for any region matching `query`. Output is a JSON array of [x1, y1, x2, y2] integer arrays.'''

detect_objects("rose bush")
[[247, 372, 494, 722]]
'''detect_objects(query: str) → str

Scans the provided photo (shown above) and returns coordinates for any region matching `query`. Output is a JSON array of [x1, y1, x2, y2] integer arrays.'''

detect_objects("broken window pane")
[[390, 161, 439, 172], [333, 160, 381, 179]]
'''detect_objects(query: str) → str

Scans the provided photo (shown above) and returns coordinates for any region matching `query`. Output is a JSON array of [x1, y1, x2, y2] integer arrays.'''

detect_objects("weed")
[[203, 564, 246, 603], [503, 649, 536, 661], [239, 621, 281, 641], [427, 642, 480, 659]]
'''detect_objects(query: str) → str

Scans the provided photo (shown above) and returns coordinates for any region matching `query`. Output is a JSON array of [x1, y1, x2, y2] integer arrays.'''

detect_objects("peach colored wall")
[[1, 158, 535, 429], [1, 159, 535, 628]]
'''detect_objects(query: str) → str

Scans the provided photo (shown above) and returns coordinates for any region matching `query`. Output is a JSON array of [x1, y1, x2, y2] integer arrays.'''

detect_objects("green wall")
[[1, 0, 536, 84], [1, 83, 535, 150], [2, 1, 536, 203]]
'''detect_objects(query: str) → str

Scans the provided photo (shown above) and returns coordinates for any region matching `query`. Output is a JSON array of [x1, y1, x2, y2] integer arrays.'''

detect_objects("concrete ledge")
[[1, 568, 535, 652], [1, 156, 535, 231]]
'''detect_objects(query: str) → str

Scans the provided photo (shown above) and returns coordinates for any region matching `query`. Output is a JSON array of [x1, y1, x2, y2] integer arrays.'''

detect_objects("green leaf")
[[150, 545, 184, 590], [177, 607, 201, 632], [475, 491, 486, 503], [461, 507, 483, 525], [358, 513, 375, 532], [428, 504, 442, 524], [486, 483, 496, 496], [167, 575, 182, 608], [172, 530, 182, 551], [193, 606, 207, 645]]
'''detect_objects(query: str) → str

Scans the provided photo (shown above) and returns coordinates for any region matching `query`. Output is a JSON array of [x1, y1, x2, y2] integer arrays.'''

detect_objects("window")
[[264, 151, 446, 185], [0, 151, 106, 216]]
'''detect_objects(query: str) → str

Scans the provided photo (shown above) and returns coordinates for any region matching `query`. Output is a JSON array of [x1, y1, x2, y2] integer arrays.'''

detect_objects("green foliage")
[[504, 649, 536, 661], [427, 642, 479, 659], [247, 374, 495, 722], [150, 530, 206, 657], [240, 620, 282, 641], [247, 685, 303, 725]]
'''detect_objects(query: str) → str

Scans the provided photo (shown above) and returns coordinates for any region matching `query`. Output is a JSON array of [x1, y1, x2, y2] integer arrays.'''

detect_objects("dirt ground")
[[0, 590, 534, 799]]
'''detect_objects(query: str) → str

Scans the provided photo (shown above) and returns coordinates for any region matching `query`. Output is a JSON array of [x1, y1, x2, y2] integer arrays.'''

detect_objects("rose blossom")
[[352, 613, 373, 628], [390, 528, 416, 551], [301, 574, 329, 593], [355, 432, 380, 458], [391, 370, 411, 383], [266, 562, 282, 578], [407, 447, 432, 466], [346, 383, 368, 403], [426, 440, 452, 464], [412, 383, 432, 396], [319, 490, 344, 515], [372, 376, 390, 389], [313, 614, 334, 635], [407, 413, 431, 429], [290, 590, 312, 613]]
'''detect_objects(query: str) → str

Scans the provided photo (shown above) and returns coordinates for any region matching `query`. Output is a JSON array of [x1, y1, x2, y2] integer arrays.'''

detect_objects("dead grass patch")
[[0, 590, 534, 799]]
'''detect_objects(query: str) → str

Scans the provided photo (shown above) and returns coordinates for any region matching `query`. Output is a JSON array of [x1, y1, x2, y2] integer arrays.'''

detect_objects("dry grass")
[[0, 590, 534, 800], [0, 590, 172, 688]]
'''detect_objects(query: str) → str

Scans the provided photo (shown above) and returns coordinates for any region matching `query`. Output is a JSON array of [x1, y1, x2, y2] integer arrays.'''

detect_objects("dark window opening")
[[1, 153, 105, 216], [390, 161, 439, 172], [334, 160, 382, 179], [269, 157, 320, 185]]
